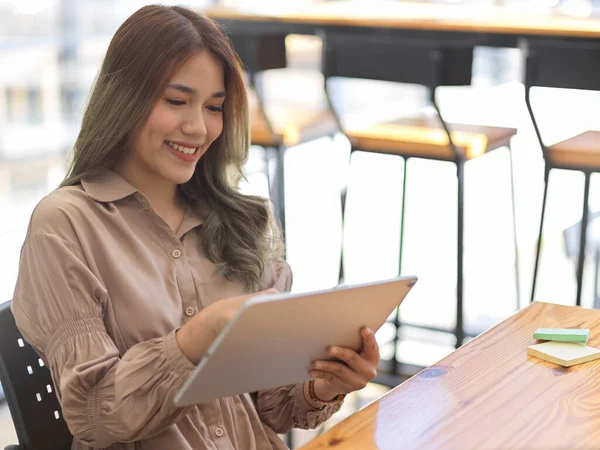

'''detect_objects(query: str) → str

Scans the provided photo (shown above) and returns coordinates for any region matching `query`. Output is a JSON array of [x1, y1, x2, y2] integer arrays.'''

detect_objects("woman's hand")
[[176, 288, 279, 365], [309, 327, 380, 402], [204, 288, 279, 336]]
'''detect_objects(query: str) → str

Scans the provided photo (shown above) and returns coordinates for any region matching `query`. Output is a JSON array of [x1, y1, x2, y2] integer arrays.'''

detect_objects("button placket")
[[137, 196, 200, 325]]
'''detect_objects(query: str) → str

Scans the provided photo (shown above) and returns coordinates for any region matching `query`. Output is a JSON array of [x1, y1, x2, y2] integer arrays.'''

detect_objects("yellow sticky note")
[[527, 341, 600, 367]]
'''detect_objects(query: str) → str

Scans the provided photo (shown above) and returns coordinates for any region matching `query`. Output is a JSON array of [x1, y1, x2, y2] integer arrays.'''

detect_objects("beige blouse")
[[11, 170, 341, 450]]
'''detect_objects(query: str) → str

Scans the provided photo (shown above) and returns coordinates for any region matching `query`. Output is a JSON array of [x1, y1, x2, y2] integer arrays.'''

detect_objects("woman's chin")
[[162, 165, 197, 186]]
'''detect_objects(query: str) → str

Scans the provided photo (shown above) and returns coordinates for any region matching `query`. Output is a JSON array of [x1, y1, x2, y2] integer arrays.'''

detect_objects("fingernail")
[[328, 347, 336, 355], [313, 362, 321, 369]]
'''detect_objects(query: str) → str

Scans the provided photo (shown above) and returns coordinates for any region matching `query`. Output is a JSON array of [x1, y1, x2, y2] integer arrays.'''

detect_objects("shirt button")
[[171, 248, 182, 259], [214, 427, 224, 437], [185, 307, 196, 317]]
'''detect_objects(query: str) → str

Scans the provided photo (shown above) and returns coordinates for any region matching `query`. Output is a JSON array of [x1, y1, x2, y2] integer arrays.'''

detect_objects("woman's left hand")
[[309, 326, 380, 400]]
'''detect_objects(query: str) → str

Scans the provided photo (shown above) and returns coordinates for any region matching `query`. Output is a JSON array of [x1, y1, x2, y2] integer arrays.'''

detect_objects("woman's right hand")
[[176, 288, 279, 365], [204, 288, 279, 335]]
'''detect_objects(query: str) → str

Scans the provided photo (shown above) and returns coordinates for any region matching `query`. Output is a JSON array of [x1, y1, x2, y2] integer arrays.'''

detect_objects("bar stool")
[[523, 38, 600, 307], [229, 32, 337, 236], [228, 32, 337, 448], [563, 211, 600, 308], [321, 32, 519, 374]]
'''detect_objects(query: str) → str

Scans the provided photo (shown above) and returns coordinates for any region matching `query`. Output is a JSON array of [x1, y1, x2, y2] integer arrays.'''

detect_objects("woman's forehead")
[[167, 52, 225, 95]]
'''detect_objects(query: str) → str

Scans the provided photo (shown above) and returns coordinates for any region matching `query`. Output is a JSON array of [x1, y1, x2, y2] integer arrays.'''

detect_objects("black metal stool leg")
[[398, 157, 409, 277], [392, 156, 408, 375], [575, 172, 591, 307], [338, 188, 347, 284], [593, 248, 600, 309], [531, 167, 551, 303], [456, 160, 465, 348], [285, 431, 294, 448], [338, 149, 354, 284], [264, 146, 273, 200], [508, 145, 521, 310], [431, 88, 464, 348], [273, 145, 286, 241]]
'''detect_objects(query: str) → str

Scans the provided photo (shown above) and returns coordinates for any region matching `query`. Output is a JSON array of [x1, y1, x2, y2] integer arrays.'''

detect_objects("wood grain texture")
[[300, 302, 600, 450], [205, 2, 600, 39], [548, 131, 600, 170], [347, 116, 516, 160], [249, 93, 338, 148]]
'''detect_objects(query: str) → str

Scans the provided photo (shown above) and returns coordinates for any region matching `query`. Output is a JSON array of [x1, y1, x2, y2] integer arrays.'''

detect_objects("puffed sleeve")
[[253, 260, 342, 433], [11, 230, 196, 447]]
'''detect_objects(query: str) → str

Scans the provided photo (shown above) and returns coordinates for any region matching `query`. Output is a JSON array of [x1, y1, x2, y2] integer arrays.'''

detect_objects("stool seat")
[[346, 115, 516, 161], [249, 105, 275, 147], [548, 131, 600, 170], [250, 102, 337, 148]]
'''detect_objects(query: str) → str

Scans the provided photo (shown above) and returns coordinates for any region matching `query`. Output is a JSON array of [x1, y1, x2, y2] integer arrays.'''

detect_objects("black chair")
[[523, 38, 600, 306], [321, 31, 520, 369], [0, 300, 72, 450]]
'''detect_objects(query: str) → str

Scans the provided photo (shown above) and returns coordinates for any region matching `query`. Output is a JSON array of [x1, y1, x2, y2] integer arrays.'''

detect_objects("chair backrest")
[[523, 38, 600, 91], [0, 301, 72, 450], [321, 32, 474, 88], [228, 32, 287, 76], [522, 38, 600, 161]]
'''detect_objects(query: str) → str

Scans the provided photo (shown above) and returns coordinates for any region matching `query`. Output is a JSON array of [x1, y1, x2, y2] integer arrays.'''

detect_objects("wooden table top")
[[205, 1, 600, 40], [299, 302, 600, 450]]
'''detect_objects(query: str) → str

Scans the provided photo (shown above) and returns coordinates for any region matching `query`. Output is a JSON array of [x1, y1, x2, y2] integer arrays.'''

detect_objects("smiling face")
[[118, 50, 225, 190]]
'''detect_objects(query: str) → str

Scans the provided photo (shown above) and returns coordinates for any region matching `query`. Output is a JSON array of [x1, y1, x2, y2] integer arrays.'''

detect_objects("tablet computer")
[[174, 275, 417, 406]]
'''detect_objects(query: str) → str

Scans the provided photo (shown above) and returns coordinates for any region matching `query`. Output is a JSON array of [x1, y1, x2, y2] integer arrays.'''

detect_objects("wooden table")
[[300, 302, 600, 450], [205, 1, 600, 46]]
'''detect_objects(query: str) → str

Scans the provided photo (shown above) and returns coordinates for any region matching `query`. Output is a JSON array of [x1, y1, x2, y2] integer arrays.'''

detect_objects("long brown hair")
[[60, 5, 281, 292]]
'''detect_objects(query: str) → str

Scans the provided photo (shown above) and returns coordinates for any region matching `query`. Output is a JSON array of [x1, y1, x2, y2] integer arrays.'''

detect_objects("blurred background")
[[1, 0, 600, 447]]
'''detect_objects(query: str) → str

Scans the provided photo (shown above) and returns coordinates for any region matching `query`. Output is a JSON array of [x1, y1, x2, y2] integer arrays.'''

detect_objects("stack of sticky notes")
[[527, 328, 600, 367]]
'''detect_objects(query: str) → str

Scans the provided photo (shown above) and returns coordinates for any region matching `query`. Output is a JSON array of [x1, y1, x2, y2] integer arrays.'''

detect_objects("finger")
[[327, 346, 377, 381], [311, 360, 369, 391], [241, 288, 278, 303], [359, 327, 381, 365], [256, 288, 279, 296], [233, 289, 273, 303]]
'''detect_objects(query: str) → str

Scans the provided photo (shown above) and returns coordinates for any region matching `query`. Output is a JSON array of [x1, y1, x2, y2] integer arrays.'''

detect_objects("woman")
[[11, 5, 380, 450]]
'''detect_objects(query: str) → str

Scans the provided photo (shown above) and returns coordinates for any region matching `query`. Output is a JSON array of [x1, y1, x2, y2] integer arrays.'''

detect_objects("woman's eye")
[[166, 99, 185, 106], [207, 105, 224, 113]]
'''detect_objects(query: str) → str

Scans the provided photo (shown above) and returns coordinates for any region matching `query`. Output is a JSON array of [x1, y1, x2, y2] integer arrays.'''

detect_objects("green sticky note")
[[533, 328, 590, 344]]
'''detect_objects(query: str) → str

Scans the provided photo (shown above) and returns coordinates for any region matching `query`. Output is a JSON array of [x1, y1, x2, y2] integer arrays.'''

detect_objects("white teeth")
[[166, 141, 197, 155]]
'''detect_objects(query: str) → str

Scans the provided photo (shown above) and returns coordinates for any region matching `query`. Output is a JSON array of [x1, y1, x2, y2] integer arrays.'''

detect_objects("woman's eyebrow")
[[167, 83, 196, 94], [167, 84, 226, 99]]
